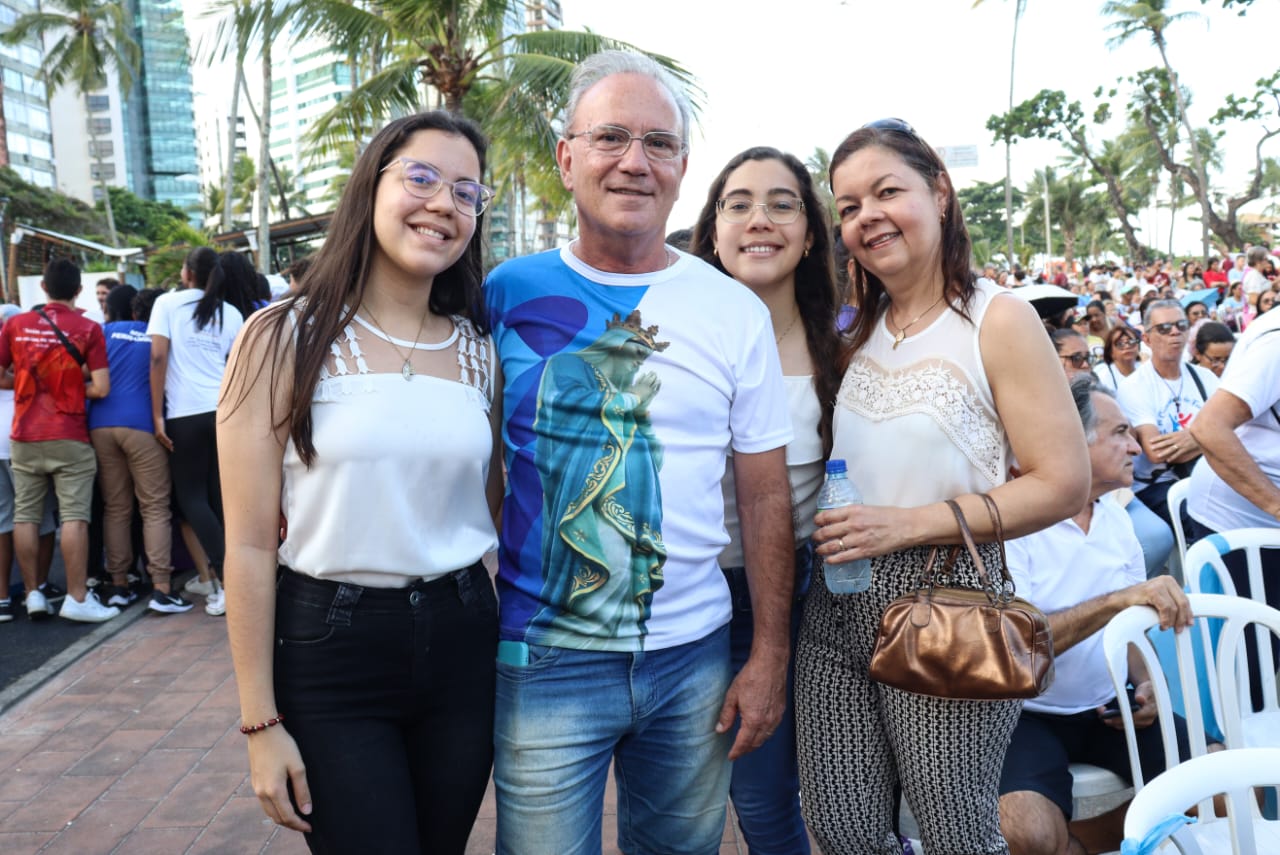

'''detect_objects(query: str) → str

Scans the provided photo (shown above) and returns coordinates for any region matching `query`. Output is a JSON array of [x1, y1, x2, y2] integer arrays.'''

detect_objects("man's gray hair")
[[1247, 245, 1270, 267], [564, 50, 692, 146], [1142, 298, 1184, 331], [1070, 374, 1100, 443]]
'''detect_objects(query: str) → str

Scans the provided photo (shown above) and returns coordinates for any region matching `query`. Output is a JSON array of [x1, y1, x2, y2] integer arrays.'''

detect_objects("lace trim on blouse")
[[314, 315, 492, 408], [838, 354, 1004, 487]]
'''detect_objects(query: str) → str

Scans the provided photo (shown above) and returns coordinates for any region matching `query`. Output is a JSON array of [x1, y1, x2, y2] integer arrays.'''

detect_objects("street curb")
[[0, 595, 152, 716]]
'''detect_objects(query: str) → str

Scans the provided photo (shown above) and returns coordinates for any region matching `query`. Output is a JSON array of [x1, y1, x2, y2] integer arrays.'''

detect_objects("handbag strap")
[[977, 493, 1018, 602], [941, 498, 1004, 602]]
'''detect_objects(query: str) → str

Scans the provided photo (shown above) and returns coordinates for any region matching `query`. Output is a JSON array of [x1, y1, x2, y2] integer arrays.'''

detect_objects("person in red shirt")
[[0, 259, 117, 622], [1203, 257, 1229, 294]]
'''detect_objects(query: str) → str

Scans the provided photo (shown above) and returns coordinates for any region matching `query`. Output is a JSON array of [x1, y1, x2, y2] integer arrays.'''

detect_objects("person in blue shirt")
[[88, 285, 190, 614]]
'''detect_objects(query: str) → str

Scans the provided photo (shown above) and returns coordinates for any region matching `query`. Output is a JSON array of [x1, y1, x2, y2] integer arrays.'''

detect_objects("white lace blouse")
[[832, 279, 1012, 508], [277, 315, 498, 586]]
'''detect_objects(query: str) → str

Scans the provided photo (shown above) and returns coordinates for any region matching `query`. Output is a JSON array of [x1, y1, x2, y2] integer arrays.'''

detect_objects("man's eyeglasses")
[[716, 195, 805, 225], [564, 124, 685, 161], [1150, 320, 1190, 336], [1059, 353, 1090, 368], [380, 158, 494, 216]]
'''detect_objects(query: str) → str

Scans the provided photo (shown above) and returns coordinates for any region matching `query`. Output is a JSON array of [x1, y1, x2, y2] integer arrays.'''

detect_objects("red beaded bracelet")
[[240, 714, 285, 735]]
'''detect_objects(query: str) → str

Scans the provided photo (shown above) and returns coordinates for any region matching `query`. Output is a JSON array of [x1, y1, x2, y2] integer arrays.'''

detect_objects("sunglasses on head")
[[862, 118, 916, 135]]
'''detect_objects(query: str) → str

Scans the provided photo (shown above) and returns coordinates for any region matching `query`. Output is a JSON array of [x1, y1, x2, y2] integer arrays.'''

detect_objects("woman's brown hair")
[[689, 146, 842, 455], [828, 123, 976, 368], [223, 111, 489, 466]]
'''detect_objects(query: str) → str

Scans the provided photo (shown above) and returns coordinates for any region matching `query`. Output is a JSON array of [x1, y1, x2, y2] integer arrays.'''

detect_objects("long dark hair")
[[690, 146, 841, 455], [829, 124, 976, 366], [226, 111, 489, 467], [187, 246, 258, 331]]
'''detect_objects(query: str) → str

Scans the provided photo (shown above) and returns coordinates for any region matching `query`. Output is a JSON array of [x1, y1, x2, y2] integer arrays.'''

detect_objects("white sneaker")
[[59, 593, 121, 623], [184, 577, 215, 598], [24, 588, 48, 620], [205, 588, 226, 616]]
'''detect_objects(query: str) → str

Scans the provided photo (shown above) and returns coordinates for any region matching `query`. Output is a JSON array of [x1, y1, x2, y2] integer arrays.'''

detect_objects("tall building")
[[0, 0, 56, 189], [47, 0, 200, 221]]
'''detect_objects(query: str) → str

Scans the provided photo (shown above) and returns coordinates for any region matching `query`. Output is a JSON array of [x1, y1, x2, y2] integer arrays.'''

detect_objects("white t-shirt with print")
[[146, 289, 244, 419], [1009, 498, 1146, 714], [1118, 360, 1219, 490], [1188, 309, 1280, 531]]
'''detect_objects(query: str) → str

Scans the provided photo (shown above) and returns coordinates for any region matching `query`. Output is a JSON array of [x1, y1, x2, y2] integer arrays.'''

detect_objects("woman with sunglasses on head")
[[218, 112, 502, 854], [1094, 325, 1142, 391], [795, 120, 1089, 854], [689, 147, 841, 855]]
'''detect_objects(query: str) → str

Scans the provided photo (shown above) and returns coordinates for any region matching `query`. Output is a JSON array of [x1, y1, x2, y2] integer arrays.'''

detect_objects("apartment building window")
[[89, 117, 112, 135], [90, 163, 116, 181], [89, 140, 114, 158], [87, 94, 111, 112]]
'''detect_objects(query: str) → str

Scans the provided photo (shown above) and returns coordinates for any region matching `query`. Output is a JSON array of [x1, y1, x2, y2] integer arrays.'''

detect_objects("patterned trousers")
[[795, 543, 1021, 855]]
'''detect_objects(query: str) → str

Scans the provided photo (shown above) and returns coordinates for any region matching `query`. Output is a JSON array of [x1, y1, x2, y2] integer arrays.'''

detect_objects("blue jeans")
[[1126, 495, 1175, 578], [722, 546, 812, 855], [273, 564, 497, 854], [494, 624, 733, 855]]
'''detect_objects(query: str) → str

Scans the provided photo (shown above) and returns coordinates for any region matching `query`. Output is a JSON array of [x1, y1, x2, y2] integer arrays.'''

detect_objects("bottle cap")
[[825, 459, 847, 475]]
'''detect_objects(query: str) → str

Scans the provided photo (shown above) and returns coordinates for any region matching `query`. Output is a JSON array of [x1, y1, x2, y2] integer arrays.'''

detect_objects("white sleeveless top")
[[719, 374, 824, 568], [277, 314, 498, 586], [832, 279, 1011, 508]]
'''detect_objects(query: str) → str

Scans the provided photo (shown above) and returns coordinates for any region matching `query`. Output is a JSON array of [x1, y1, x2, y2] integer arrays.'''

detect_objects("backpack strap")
[[1184, 361, 1208, 403], [34, 307, 86, 367]]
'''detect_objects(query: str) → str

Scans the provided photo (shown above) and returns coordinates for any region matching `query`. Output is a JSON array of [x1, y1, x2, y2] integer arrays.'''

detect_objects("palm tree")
[[1, 0, 141, 246], [973, 0, 1027, 264], [291, 0, 700, 226], [1102, 0, 1209, 258], [805, 147, 836, 222]]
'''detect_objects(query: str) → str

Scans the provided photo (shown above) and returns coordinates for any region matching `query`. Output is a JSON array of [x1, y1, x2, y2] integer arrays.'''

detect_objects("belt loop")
[[453, 564, 477, 607], [327, 582, 363, 626]]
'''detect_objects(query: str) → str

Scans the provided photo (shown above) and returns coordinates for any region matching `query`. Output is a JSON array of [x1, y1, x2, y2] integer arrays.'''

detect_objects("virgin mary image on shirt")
[[533, 310, 669, 650]]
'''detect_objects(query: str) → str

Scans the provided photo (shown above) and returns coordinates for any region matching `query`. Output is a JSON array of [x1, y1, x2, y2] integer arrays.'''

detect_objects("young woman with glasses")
[[1189, 321, 1235, 378], [688, 147, 841, 855], [218, 112, 502, 854], [1052, 328, 1093, 380], [1094, 325, 1142, 391], [795, 119, 1089, 853]]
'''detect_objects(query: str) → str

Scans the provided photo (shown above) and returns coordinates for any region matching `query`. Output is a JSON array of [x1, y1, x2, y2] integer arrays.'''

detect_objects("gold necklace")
[[775, 308, 800, 344], [361, 303, 432, 381], [888, 294, 945, 350]]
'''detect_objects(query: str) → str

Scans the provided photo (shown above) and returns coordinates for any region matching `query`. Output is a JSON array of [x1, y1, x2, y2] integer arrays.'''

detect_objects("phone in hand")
[[1100, 685, 1140, 720]]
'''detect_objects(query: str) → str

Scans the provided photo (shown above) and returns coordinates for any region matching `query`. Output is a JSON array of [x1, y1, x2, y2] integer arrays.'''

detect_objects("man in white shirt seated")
[[998, 376, 1196, 855]]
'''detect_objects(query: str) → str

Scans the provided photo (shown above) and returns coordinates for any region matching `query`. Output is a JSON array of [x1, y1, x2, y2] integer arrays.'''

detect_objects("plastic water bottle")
[[816, 459, 872, 593]]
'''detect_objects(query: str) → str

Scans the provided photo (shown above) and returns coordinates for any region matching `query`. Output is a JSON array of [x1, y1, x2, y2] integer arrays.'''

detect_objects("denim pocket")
[[276, 600, 336, 646]]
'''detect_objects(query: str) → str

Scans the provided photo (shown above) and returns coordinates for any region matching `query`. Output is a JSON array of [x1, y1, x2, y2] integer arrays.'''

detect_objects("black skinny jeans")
[[167, 411, 224, 569], [274, 563, 499, 855]]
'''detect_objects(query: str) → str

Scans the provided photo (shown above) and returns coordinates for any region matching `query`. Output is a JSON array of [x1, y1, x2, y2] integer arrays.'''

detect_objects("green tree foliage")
[[805, 147, 836, 223], [957, 179, 1023, 264], [0, 167, 107, 239], [1022, 167, 1112, 268]]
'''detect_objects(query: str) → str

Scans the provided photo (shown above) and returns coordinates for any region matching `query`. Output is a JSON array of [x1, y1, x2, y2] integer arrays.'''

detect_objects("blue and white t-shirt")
[[88, 321, 153, 433], [485, 246, 792, 653]]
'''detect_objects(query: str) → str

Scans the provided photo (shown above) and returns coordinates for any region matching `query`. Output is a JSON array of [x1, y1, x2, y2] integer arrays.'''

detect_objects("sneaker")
[[38, 581, 66, 602], [58, 592, 120, 623], [25, 588, 49, 620], [0, 600, 12, 622], [148, 590, 194, 614], [204, 587, 226, 617], [106, 586, 139, 608], [183, 577, 215, 598]]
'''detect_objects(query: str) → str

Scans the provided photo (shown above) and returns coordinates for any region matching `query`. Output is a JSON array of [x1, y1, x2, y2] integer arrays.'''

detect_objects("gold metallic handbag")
[[868, 495, 1054, 700]]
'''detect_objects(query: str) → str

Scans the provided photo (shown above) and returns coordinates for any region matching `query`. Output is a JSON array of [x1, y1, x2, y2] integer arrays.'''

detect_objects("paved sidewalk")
[[0, 605, 756, 854]]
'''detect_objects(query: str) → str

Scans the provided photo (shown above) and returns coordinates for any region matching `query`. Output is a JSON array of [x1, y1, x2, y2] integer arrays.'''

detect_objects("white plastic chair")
[[1069, 762, 1132, 818], [1121, 748, 1280, 854], [1184, 528, 1280, 601], [1212, 595, 1280, 751], [1101, 594, 1238, 790], [1165, 479, 1191, 582]]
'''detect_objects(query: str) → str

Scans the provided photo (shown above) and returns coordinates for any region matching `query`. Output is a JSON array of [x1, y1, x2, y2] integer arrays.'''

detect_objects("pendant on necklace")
[[401, 361, 414, 381], [892, 330, 906, 350]]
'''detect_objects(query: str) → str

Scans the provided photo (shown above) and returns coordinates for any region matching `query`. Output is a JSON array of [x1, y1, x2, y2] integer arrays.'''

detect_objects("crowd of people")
[[1, 46, 1277, 855]]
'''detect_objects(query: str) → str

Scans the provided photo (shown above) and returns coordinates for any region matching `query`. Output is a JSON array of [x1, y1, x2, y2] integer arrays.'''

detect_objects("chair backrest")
[[1166, 479, 1191, 566], [1122, 747, 1280, 854], [1212, 595, 1280, 749], [1102, 599, 1218, 792], [1185, 527, 1280, 599]]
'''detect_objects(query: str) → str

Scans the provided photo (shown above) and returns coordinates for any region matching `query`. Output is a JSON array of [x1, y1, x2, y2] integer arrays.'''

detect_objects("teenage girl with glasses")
[[689, 147, 842, 855], [219, 112, 502, 854]]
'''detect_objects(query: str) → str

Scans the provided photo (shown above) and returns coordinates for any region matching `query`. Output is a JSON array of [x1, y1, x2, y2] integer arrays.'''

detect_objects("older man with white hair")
[[484, 50, 795, 854]]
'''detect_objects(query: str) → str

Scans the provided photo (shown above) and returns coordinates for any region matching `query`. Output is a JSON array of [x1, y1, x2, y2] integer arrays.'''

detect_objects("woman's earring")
[[804, 248, 810, 258], [713, 246, 718, 257]]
